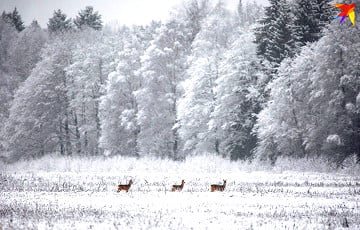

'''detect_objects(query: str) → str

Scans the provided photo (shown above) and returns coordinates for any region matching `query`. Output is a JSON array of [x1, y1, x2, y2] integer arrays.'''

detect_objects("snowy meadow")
[[1, 155, 360, 229]]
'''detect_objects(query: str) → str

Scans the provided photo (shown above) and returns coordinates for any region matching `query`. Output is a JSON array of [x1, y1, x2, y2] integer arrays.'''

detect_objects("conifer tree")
[[292, 0, 334, 50], [1, 8, 25, 32], [48, 9, 73, 34], [255, 0, 293, 70], [74, 6, 102, 31], [255, 16, 360, 165]]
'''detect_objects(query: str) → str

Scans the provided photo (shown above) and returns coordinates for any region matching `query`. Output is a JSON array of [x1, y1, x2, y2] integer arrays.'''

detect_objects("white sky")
[[0, 0, 268, 28]]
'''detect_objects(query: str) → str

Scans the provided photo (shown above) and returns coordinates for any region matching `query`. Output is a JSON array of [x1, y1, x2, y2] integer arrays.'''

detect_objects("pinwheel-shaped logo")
[[333, 3, 356, 25]]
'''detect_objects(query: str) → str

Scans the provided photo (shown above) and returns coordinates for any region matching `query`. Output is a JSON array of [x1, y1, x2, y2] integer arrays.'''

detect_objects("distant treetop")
[[47, 9, 73, 34], [1, 7, 25, 32], [74, 6, 103, 31]]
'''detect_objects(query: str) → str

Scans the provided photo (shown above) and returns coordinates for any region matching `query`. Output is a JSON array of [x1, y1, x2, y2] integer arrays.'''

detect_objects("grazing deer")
[[210, 180, 226, 192], [171, 180, 185, 192], [117, 179, 133, 192]]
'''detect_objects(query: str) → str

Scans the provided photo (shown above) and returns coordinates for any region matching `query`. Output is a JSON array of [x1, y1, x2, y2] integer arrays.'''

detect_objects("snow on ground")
[[0, 155, 360, 229]]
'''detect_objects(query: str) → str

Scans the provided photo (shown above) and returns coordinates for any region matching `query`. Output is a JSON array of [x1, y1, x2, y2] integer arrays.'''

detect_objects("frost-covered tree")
[[255, 52, 314, 163], [99, 26, 152, 157], [6, 20, 47, 81], [178, 2, 233, 156], [236, 0, 263, 26], [255, 0, 293, 70], [256, 16, 360, 165], [291, 0, 333, 50], [74, 6, 102, 31], [1, 8, 25, 32], [2, 39, 73, 161], [180, 0, 210, 42], [212, 29, 264, 160], [306, 21, 360, 164], [136, 19, 191, 159], [65, 29, 118, 155], [0, 19, 47, 146], [0, 17, 17, 72], [48, 9, 73, 34], [0, 18, 18, 155]]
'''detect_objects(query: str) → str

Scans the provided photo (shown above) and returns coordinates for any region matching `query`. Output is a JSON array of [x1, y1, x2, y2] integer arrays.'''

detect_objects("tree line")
[[0, 0, 359, 166]]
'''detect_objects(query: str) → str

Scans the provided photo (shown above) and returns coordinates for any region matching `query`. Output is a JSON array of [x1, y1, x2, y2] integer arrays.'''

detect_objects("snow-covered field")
[[1, 156, 360, 229]]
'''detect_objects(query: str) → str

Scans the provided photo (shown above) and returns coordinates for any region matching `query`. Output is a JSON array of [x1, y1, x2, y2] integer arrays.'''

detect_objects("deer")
[[117, 179, 133, 192], [171, 180, 185, 192], [210, 179, 226, 192]]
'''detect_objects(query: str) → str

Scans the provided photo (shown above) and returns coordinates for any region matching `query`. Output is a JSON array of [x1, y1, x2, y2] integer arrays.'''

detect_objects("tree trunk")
[[59, 117, 65, 155], [64, 108, 72, 155], [94, 100, 100, 155], [74, 112, 81, 154]]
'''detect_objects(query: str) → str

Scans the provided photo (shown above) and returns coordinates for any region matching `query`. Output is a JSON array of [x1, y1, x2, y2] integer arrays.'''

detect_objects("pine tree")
[[292, 0, 334, 51], [74, 6, 102, 31], [255, 16, 360, 165], [48, 9, 73, 34], [2, 8, 25, 32], [255, 0, 293, 70], [12, 8, 25, 31], [1, 11, 11, 24]]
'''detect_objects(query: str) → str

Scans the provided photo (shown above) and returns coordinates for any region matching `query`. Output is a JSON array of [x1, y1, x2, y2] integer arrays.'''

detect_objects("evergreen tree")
[[74, 6, 102, 31], [1, 8, 25, 32], [255, 16, 360, 165], [1, 11, 11, 24], [255, 0, 293, 70], [48, 9, 73, 34], [292, 0, 334, 50], [316, 0, 334, 28]]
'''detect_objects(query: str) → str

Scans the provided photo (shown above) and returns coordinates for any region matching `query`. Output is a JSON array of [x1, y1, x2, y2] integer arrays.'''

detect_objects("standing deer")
[[210, 180, 226, 192], [171, 180, 185, 192], [117, 179, 133, 192]]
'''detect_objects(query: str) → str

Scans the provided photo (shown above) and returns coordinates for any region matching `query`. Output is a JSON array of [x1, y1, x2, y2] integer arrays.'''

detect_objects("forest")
[[0, 0, 359, 167]]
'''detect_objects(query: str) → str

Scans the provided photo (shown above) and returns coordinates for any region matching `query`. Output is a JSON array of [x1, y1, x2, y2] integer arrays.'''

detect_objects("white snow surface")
[[1, 155, 360, 229]]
